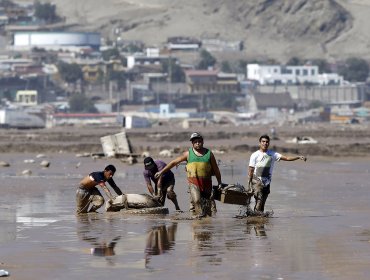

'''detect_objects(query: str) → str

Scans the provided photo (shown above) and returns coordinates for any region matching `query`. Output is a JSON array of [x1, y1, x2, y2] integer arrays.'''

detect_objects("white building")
[[16, 90, 38, 106], [126, 50, 172, 69], [247, 64, 344, 85], [12, 32, 101, 51], [167, 37, 201, 51]]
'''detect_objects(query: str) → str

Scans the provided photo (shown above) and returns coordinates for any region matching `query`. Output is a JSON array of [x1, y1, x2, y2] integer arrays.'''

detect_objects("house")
[[167, 36, 201, 51], [248, 92, 295, 112], [185, 70, 240, 94], [16, 90, 38, 106], [12, 32, 101, 51], [247, 64, 344, 85], [201, 39, 243, 52], [126, 48, 175, 70]]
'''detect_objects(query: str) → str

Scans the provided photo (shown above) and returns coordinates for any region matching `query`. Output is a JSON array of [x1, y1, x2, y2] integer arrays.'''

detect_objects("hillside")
[[16, 0, 370, 63]]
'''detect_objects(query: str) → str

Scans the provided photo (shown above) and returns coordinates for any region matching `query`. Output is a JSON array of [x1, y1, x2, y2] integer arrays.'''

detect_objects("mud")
[[0, 122, 369, 157], [1, 149, 370, 279]]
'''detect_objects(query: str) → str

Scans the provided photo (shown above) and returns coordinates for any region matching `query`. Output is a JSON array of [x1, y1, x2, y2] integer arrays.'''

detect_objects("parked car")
[[286, 136, 318, 144]]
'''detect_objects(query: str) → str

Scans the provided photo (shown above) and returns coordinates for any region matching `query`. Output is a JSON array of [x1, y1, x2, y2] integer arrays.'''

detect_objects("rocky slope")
[[17, 0, 369, 63]]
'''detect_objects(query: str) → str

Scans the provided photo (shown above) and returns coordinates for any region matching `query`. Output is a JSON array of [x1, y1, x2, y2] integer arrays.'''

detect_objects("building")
[[247, 64, 344, 85], [16, 90, 38, 106], [126, 48, 174, 70], [185, 70, 240, 94], [257, 84, 367, 107], [248, 92, 295, 112], [12, 32, 101, 51], [167, 37, 201, 51], [201, 39, 243, 52]]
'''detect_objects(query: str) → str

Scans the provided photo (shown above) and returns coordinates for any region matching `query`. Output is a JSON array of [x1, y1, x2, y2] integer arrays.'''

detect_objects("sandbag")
[[106, 194, 162, 212]]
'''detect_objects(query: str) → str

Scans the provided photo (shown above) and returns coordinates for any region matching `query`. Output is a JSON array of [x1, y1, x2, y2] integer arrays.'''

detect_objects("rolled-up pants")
[[248, 178, 270, 212], [188, 184, 217, 217], [76, 186, 104, 214]]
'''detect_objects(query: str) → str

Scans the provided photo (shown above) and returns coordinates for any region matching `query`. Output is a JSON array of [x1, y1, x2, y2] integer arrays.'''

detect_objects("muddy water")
[[1, 153, 370, 280]]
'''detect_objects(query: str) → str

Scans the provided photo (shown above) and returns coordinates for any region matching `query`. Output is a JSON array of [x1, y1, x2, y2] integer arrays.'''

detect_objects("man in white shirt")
[[248, 134, 307, 212]]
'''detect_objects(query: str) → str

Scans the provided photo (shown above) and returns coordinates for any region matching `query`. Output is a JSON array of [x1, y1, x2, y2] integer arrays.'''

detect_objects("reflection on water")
[[145, 223, 177, 268], [1, 156, 370, 279], [76, 215, 121, 265], [247, 223, 267, 237]]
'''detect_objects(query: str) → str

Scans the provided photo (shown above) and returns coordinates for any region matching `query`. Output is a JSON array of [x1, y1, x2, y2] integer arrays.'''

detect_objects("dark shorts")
[[157, 178, 175, 205]]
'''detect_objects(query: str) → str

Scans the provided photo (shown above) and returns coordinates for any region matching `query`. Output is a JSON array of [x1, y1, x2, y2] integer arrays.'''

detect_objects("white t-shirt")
[[249, 150, 282, 185]]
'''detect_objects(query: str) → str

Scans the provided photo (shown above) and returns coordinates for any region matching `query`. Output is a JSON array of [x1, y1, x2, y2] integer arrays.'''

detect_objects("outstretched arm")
[[154, 152, 188, 179], [280, 155, 307, 162], [107, 178, 123, 195], [210, 152, 222, 185]]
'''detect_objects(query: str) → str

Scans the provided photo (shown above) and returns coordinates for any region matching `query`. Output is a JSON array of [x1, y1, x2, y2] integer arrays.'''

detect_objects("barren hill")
[[17, 0, 370, 63]]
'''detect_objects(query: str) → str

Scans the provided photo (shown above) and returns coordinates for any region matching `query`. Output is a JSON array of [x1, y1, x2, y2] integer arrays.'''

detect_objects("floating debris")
[[24, 159, 35, 164], [40, 160, 50, 168], [0, 161, 10, 167], [75, 153, 90, 158], [141, 151, 150, 158], [21, 169, 32, 176], [159, 149, 172, 157], [0, 269, 9, 277]]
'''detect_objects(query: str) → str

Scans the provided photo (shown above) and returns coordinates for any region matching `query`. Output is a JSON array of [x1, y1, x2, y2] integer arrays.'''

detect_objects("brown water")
[[1, 153, 370, 280]]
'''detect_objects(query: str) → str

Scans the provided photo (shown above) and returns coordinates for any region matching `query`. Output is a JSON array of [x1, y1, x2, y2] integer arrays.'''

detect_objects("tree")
[[69, 93, 98, 113], [107, 70, 127, 90], [34, 1, 59, 23], [337, 57, 370, 82], [122, 43, 143, 53], [287, 57, 303, 66], [197, 49, 216, 70], [102, 48, 121, 61], [236, 60, 248, 74], [162, 59, 185, 82], [3, 89, 12, 101], [58, 62, 83, 84], [221, 61, 232, 73], [311, 59, 332, 74]]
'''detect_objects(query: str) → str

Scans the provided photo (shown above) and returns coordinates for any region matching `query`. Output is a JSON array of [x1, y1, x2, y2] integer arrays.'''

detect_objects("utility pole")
[[167, 52, 172, 104]]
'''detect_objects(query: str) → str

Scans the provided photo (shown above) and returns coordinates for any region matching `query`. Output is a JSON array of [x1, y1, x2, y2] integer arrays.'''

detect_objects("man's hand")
[[154, 171, 162, 179]]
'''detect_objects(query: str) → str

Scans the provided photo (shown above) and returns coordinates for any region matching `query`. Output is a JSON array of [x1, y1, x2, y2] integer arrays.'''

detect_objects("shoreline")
[[0, 122, 369, 158]]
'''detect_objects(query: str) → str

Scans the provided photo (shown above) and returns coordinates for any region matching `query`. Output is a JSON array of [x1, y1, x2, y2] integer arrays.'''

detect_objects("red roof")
[[53, 113, 116, 118]]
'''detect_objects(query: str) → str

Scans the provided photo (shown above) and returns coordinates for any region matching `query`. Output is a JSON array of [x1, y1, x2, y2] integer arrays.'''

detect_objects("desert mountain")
[[18, 0, 370, 63]]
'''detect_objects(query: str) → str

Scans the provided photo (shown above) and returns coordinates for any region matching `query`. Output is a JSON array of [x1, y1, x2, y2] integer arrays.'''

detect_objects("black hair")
[[259, 134, 270, 142], [104, 164, 116, 174]]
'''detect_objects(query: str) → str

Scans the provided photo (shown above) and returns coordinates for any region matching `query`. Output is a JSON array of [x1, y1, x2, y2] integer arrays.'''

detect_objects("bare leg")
[[167, 186, 181, 211]]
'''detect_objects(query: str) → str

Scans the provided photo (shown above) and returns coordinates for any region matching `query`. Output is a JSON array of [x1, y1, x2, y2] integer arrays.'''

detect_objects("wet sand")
[[1, 122, 370, 157], [1, 149, 370, 280]]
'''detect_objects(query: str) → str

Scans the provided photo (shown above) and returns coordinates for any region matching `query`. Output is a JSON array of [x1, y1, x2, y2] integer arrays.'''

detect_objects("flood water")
[[1, 153, 370, 280]]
